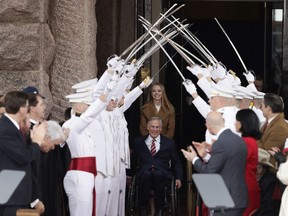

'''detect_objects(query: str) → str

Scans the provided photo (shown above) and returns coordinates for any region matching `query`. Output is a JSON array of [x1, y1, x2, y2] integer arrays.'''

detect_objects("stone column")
[[0, 0, 55, 114], [49, 0, 97, 120]]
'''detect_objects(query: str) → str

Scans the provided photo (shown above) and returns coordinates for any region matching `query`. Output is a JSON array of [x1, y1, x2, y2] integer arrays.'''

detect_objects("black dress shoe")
[[155, 209, 164, 216], [140, 209, 147, 216]]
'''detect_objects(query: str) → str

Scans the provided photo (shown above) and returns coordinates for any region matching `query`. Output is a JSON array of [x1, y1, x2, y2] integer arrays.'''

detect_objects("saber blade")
[[214, 17, 248, 73]]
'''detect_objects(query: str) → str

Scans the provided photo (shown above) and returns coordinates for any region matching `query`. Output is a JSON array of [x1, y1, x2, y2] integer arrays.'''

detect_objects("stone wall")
[[0, 0, 98, 121], [49, 0, 97, 120], [0, 0, 54, 116]]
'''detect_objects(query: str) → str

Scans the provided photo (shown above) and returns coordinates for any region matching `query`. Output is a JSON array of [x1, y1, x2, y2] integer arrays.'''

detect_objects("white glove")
[[109, 64, 124, 82], [186, 64, 202, 76], [106, 54, 120, 68], [123, 63, 139, 78], [200, 65, 212, 77], [182, 79, 197, 95], [106, 56, 124, 75], [234, 76, 241, 86], [139, 76, 153, 89], [243, 70, 255, 82], [210, 63, 226, 80], [125, 78, 135, 92], [104, 80, 117, 95]]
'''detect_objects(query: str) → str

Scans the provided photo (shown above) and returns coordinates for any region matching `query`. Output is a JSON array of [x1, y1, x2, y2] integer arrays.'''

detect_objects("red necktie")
[[150, 139, 156, 156]]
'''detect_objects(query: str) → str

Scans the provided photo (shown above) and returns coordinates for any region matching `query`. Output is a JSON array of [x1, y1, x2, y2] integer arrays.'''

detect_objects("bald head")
[[205, 111, 225, 135]]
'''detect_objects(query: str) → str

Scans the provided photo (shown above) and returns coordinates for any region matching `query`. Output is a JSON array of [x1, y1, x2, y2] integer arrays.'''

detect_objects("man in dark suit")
[[182, 111, 248, 216], [24, 87, 69, 216], [132, 116, 183, 216], [0, 91, 46, 216]]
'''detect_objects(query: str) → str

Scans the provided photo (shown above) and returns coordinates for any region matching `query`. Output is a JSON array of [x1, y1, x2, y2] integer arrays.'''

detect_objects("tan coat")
[[140, 102, 175, 139], [258, 113, 288, 166]]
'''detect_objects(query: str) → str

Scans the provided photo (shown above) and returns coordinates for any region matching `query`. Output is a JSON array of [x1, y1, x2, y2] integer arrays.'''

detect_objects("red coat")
[[243, 137, 260, 216]]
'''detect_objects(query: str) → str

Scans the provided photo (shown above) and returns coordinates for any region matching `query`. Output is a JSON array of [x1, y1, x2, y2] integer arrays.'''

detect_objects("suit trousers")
[[0, 205, 28, 216], [138, 169, 166, 211]]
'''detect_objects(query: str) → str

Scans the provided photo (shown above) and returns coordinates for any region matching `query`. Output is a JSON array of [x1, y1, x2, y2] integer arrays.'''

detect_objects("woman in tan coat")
[[140, 83, 175, 139]]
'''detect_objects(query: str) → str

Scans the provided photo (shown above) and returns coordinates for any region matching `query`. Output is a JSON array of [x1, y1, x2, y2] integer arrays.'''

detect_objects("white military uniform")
[[94, 86, 143, 216], [192, 82, 240, 143], [63, 99, 106, 216], [62, 78, 108, 216]]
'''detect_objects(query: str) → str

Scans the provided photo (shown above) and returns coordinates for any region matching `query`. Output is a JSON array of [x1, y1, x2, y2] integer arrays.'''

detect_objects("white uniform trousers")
[[95, 172, 112, 215], [95, 175, 119, 215], [64, 170, 95, 216], [117, 162, 127, 216]]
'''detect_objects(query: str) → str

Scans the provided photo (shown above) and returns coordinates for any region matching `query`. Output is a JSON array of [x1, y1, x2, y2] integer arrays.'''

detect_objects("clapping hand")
[[181, 146, 197, 162]]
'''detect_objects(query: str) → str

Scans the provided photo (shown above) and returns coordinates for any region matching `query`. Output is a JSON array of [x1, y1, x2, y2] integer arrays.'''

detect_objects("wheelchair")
[[126, 175, 181, 216]]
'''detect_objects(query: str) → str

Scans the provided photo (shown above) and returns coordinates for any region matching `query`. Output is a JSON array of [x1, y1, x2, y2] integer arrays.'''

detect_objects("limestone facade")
[[0, 0, 98, 121]]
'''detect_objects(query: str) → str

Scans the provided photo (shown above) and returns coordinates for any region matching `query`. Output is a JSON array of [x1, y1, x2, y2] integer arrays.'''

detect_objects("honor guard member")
[[113, 77, 153, 216], [233, 85, 257, 110], [183, 80, 239, 144], [62, 78, 116, 216], [94, 77, 152, 216]]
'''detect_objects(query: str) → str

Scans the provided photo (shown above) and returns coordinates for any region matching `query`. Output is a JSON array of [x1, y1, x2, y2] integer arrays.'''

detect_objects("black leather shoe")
[[140, 209, 147, 216], [155, 209, 164, 216]]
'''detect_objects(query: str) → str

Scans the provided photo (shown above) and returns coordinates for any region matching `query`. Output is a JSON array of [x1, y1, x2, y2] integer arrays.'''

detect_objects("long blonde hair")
[[147, 83, 175, 114]]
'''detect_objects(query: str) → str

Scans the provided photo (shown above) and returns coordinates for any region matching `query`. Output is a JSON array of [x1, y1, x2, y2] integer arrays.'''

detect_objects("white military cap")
[[253, 91, 265, 99], [246, 83, 258, 93], [233, 86, 256, 100], [72, 78, 98, 93], [235, 91, 245, 100], [210, 84, 236, 98], [65, 91, 93, 105]]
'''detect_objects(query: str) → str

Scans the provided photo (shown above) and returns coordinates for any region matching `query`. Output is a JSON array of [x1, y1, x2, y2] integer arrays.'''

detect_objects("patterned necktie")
[[150, 139, 156, 156]]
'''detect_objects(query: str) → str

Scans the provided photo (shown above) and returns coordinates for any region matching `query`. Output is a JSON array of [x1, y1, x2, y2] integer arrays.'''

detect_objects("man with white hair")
[[183, 80, 239, 144]]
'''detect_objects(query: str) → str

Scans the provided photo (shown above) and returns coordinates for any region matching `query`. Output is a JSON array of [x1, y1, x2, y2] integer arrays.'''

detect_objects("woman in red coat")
[[235, 109, 261, 216]]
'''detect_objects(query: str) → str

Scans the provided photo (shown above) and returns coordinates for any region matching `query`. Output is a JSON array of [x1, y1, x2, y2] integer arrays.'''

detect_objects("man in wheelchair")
[[131, 117, 183, 216]]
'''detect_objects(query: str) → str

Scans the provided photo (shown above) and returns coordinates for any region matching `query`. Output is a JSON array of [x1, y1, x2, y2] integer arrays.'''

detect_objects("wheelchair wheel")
[[170, 178, 180, 216], [126, 175, 137, 215]]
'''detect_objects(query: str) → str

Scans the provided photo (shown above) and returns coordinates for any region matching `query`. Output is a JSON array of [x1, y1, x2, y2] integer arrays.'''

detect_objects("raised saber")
[[139, 15, 196, 66], [171, 15, 218, 64], [136, 28, 180, 67], [161, 14, 215, 66], [214, 17, 248, 73], [120, 4, 185, 58], [168, 15, 218, 65], [142, 24, 186, 81], [120, 3, 179, 57], [126, 17, 182, 60], [172, 41, 206, 66]]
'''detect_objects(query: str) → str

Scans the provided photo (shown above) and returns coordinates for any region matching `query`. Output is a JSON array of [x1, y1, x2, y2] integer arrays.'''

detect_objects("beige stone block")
[[0, 0, 47, 22], [49, 0, 97, 121], [0, 70, 52, 117], [0, 23, 54, 71]]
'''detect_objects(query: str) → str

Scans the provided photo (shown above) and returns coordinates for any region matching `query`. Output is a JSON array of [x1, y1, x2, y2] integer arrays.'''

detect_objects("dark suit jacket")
[[193, 129, 248, 209], [0, 115, 40, 206], [132, 135, 183, 181]]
